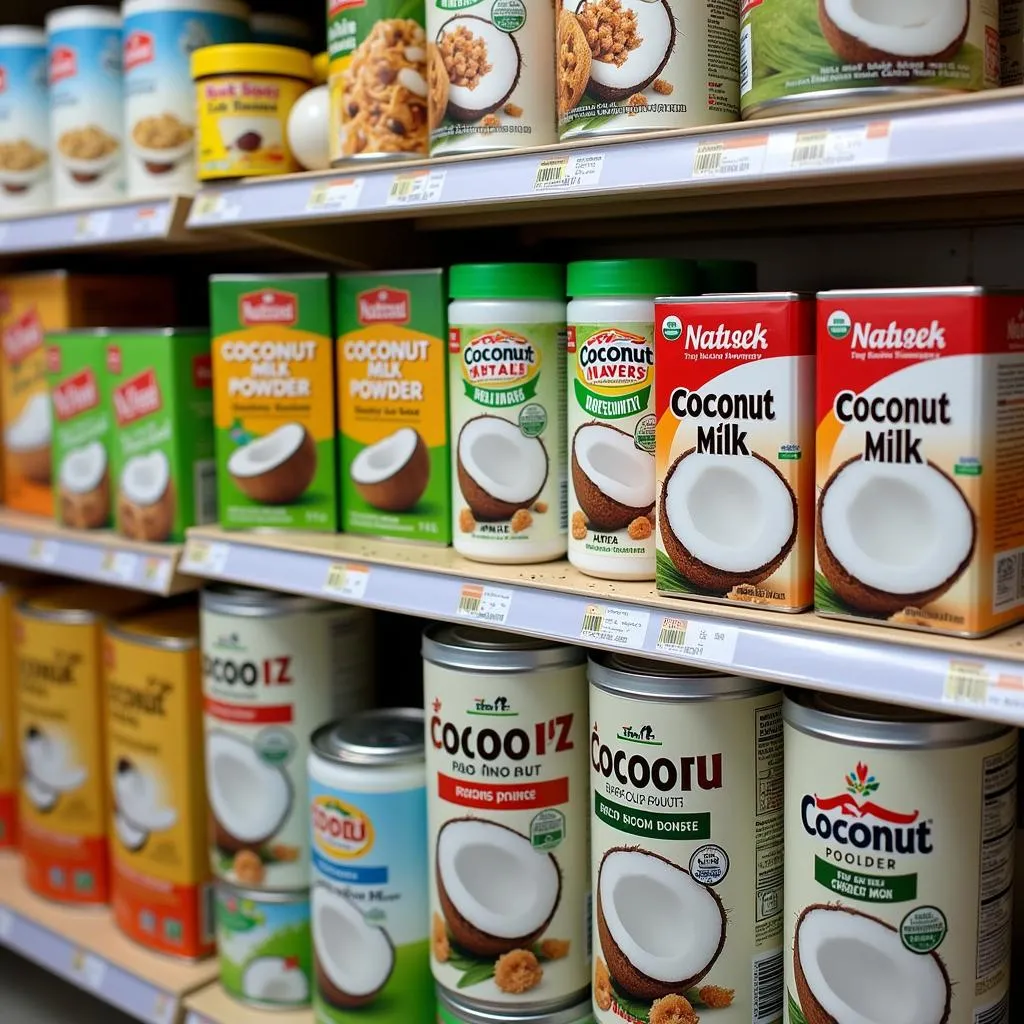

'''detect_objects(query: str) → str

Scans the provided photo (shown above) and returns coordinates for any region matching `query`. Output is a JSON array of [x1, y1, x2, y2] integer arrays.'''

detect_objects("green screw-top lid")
[[567, 258, 697, 298], [449, 263, 565, 301], [697, 259, 757, 293]]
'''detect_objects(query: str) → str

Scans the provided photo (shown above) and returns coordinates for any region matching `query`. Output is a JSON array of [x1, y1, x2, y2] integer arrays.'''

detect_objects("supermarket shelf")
[[0, 852, 218, 1024], [183, 983, 311, 1024], [0, 510, 197, 595], [183, 526, 1024, 727], [185, 89, 1024, 234]]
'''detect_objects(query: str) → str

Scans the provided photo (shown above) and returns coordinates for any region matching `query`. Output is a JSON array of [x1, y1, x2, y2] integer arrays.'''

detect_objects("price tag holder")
[[27, 538, 59, 566], [579, 603, 649, 648], [181, 540, 229, 575], [143, 557, 172, 591], [323, 563, 370, 600], [386, 169, 445, 206], [456, 584, 512, 625], [533, 153, 604, 193], [101, 550, 138, 583], [765, 120, 892, 174], [306, 177, 364, 213], [70, 949, 107, 991], [151, 991, 176, 1024], [656, 615, 738, 664], [943, 660, 991, 707], [132, 204, 170, 236], [691, 135, 768, 180], [190, 192, 241, 224], [73, 210, 112, 242]]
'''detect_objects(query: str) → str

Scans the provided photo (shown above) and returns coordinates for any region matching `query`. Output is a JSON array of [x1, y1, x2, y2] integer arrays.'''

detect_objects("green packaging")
[[46, 330, 112, 530], [335, 270, 451, 544], [210, 274, 338, 532], [106, 329, 216, 543]]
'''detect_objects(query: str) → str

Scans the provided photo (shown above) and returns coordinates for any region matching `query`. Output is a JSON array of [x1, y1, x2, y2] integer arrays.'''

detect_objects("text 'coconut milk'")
[[784, 692, 1016, 1024], [816, 287, 1024, 636], [656, 293, 815, 612], [423, 625, 589, 1012], [589, 654, 783, 1024]]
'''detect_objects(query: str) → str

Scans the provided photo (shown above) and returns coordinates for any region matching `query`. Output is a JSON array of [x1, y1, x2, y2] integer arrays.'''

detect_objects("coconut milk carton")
[[336, 270, 451, 544], [107, 330, 216, 543], [816, 287, 1024, 637], [655, 293, 815, 611], [210, 274, 338, 532]]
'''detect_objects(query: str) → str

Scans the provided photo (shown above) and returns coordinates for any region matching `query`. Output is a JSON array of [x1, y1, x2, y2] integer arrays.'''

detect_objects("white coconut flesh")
[[440, 18, 519, 114], [820, 460, 973, 595], [586, 0, 671, 91], [313, 886, 394, 996], [437, 820, 559, 939], [600, 850, 722, 984], [5, 391, 51, 450], [23, 774, 59, 812], [115, 763, 177, 831], [351, 427, 419, 485], [797, 906, 948, 1024], [228, 423, 306, 479], [23, 731, 86, 792], [114, 810, 148, 851], [206, 731, 291, 843], [59, 440, 106, 494], [459, 417, 546, 506], [575, 424, 653, 508], [242, 956, 309, 1003], [663, 453, 793, 572], [121, 450, 170, 506], [822, 0, 967, 56]]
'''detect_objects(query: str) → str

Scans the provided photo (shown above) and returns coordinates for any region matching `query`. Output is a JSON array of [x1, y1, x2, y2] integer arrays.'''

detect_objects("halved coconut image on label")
[[118, 450, 174, 541], [228, 423, 317, 505], [819, 0, 969, 64], [572, 421, 654, 531], [659, 449, 797, 593], [597, 847, 724, 1002], [433, 17, 521, 124], [313, 883, 395, 1007], [457, 415, 548, 520], [350, 427, 430, 512], [58, 439, 109, 529], [112, 756, 177, 853], [5, 391, 52, 485], [793, 904, 951, 1024], [243, 955, 310, 1005], [22, 725, 86, 813], [816, 456, 976, 618]]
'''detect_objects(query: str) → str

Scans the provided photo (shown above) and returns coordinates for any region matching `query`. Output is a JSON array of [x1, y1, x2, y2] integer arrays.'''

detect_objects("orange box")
[[0, 272, 176, 517]]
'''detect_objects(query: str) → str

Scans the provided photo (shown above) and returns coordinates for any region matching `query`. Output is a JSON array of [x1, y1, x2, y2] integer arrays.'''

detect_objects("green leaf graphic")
[[788, 990, 809, 1024], [456, 962, 497, 989], [656, 550, 704, 596], [611, 986, 650, 1022]]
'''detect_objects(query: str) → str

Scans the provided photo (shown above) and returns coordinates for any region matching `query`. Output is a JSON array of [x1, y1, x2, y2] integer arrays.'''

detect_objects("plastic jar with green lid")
[[567, 258, 697, 581], [448, 263, 568, 564]]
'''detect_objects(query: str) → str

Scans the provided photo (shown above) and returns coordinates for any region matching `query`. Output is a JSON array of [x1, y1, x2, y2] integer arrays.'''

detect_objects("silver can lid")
[[422, 624, 585, 673], [216, 880, 310, 904], [201, 582, 349, 618], [312, 709, 425, 766], [436, 986, 592, 1024], [784, 690, 1012, 748], [589, 652, 776, 702]]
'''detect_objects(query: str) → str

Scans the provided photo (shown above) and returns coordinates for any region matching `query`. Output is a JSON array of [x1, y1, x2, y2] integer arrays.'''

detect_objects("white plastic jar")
[[122, 0, 250, 199], [0, 27, 51, 215], [566, 259, 696, 581], [447, 263, 568, 564], [46, 5, 125, 208]]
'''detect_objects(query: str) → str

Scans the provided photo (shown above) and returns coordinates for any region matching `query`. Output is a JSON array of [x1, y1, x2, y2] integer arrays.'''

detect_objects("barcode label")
[[739, 22, 753, 95], [752, 948, 783, 1024], [581, 608, 603, 633], [656, 616, 738, 664], [306, 177, 364, 213], [324, 563, 370, 600], [579, 604, 650, 648], [792, 132, 827, 166], [102, 550, 138, 583], [182, 539, 229, 574], [944, 660, 990, 705], [74, 210, 111, 241], [657, 616, 687, 648], [151, 993, 175, 1024], [974, 992, 1009, 1024], [536, 162, 565, 184], [71, 949, 106, 991], [386, 169, 445, 206], [693, 145, 723, 175], [533, 153, 603, 192], [194, 459, 218, 525], [692, 136, 768, 179], [28, 538, 59, 566], [457, 584, 512, 624], [993, 546, 1024, 611], [143, 556, 171, 590]]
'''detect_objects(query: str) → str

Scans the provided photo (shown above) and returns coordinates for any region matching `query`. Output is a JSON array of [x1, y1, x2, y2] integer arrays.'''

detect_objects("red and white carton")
[[655, 292, 815, 611]]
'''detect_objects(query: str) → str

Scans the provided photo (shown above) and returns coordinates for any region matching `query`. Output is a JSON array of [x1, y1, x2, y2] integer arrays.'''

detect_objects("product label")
[[448, 320, 567, 558], [558, 0, 739, 139], [783, 723, 1016, 1024], [210, 277, 338, 531], [0, 584, 25, 848], [815, 291, 1024, 635], [0, 39, 51, 213], [47, 24, 124, 205], [741, 0, 999, 115], [425, 661, 590, 1005], [591, 687, 783, 1024], [336, 271, 452, 544], [427, 0, 556, 155], [201, 605, 372, 888], [215, 889, 312, 1007], [568, 321, 656, 577], [310, 776, 432, 1022], [655, 297, 815, 610], [123, 10, 247, 196]]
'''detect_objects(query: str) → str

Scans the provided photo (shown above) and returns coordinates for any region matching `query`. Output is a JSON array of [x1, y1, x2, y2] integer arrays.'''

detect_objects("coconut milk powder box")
[[655, 293, 815, 611], [817, 287, 1024, 637], [210, 274, 338, 531], [336, 269, 451, 544]]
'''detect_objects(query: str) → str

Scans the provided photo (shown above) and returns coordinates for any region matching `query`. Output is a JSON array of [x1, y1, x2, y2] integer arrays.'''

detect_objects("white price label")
[[457, 584, 513, 625], [580, 603, 650, 648], [73, 210, 111, 241], [151, 992, 175, 1024], [27, 538, 59, 566], [181, 540, 229, 575], [0, 907, 14, 941], [143, 557, 172, 591], [323, 563, 370, 600], [691, 135, 768, 179], [306, 177, 364, 213], [191, 192, 241, 223], [102, 550, 138, 583], [386, 169, 445, 206], [132, 205, 170, 236], [533, 153, 604, 192], [71, 950, 106, 991], [766, 120, 892, 174], [656, 616, 738, 664], [943, 659, 991, 706]]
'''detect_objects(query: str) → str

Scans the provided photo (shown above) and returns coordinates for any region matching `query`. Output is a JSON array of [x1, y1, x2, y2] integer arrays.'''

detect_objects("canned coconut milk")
[[201, 584, 373, 889], [784, 691, 1016, 1024], [310, 709, 430, 1024], [423, 625, 589, 1012], [589, 654, 783, 1024], [215, 882, 313, 1009], [0, 27, 51, 214], [437, 987, 595, 1023]]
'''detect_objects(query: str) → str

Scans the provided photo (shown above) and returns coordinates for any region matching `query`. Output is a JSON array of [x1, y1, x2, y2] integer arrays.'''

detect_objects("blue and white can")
[[0, 27, 51, 215]]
